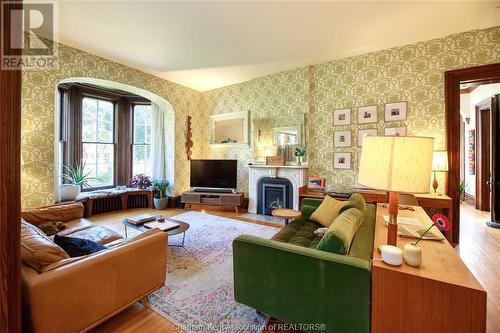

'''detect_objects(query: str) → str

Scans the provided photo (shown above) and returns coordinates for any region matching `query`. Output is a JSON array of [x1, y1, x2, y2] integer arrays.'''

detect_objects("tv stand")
[[181, 191, 243, 213]]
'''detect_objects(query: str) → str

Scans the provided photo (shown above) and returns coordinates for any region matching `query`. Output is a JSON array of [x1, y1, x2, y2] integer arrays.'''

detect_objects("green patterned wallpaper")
[[21, 42, 205, 208], [201, 26, 500, 195]]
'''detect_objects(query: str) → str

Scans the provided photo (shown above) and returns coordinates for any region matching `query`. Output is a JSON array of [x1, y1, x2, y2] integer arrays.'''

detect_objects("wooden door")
[[476, 98, 492, 211], [0, 0, 22, 331]]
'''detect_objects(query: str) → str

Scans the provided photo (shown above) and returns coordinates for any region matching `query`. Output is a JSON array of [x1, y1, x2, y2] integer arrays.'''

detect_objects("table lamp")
[[358, 136, 434, 246], [432, 150, 449, 195]]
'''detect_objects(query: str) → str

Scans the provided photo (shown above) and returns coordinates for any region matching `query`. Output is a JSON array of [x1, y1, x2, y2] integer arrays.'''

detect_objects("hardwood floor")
[[89, 204, 500, 333], [456, 203, 500, 333]]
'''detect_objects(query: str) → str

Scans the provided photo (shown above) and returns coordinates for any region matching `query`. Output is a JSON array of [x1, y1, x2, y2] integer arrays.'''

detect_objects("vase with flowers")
[[129, 174, 152, 189], [294, 147, 306, 165], [403, 213, 449, 267]]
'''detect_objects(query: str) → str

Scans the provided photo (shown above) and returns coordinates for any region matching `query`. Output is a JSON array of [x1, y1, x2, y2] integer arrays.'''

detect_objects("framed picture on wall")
[[334, 130, 351, 147], [333, 108, 351, 126], [357, 105, 378, 124], [384, 102, 407, 121], [384, 126, 407, 136], [357, 128, 378, 146], [334, 152, 351, 169]]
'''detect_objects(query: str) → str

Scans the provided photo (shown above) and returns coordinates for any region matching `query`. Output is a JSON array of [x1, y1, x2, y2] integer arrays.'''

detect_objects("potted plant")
[[129, 174, 152, 189], [459, 180, 467, 202], [60, 160, 99, 201], [151, 179, 170, 210]]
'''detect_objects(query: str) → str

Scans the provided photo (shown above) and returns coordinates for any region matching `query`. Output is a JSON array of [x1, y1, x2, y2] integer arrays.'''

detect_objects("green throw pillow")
[[340, 193, 366, 214], [316, 208, 364, 254], [300, 205, 318, 220]]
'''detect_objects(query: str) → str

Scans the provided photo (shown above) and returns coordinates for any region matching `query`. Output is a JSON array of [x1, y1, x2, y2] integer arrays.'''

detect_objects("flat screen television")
[[190, 159, 237, 189]]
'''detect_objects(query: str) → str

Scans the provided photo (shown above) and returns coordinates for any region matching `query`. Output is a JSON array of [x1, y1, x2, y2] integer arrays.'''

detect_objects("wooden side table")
[[271, 208, 301, 225]]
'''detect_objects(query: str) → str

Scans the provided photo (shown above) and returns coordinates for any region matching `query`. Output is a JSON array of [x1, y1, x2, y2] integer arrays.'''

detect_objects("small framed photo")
[[385, 102, 407, 121], [333, 108, 351, 126], [385, 126, 407, 136], [308, 177, 326, 190], [357, 128, 378, 146], [334, 152, 351, 169], [334, 130, 351, 147], [357, 105, 378, 124]]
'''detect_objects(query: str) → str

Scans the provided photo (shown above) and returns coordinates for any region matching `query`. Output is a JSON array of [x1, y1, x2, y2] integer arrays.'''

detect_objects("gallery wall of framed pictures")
[[332, 102, 408, 170]]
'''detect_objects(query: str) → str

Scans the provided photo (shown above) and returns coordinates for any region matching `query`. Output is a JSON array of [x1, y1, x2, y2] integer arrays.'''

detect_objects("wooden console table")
[[181, 191, 243, 213], [371, 204, 486, 333], [298, 187, 454, 243]]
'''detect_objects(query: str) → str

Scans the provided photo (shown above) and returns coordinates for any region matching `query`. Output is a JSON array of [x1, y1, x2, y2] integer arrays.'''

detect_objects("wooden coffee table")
[[271, 208, 301, 225], [122, 218, 190, 247]]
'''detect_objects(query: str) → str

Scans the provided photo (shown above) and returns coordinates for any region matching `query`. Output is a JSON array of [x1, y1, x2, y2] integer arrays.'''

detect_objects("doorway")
[[459, 84, 500, 224], [445, 64, 500, 243]]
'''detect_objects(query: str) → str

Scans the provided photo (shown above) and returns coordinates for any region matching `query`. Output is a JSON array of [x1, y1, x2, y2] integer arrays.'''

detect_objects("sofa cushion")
[[53, 234, 107, 257], [21, 220, 70, 272], [21, 203, 84, 225], [348, 204, 376, 261], [58, 223, 122, 245], [271, 218, 322, 248], [300, 204, 318, 220], [316, 208, 363, 254], [340, 193, 366, 214], [309, 195, 348, 227]]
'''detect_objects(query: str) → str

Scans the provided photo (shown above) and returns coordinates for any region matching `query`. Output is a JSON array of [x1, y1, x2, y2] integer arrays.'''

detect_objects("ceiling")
[[51, 1, 500, 91]]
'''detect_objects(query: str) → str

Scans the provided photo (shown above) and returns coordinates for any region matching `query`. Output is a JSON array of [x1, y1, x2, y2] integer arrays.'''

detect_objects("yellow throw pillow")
[[309, 195, 349, 227]]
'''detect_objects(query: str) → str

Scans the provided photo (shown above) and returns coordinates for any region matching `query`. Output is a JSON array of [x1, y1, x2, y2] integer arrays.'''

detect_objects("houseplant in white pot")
[[151, 179, 170, 210], [60, 160, 99, 201]]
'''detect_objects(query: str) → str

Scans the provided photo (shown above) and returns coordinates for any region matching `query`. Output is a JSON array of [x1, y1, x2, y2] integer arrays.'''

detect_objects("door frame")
[[445, 63, 500, 243], [0, 0, 22, 332]]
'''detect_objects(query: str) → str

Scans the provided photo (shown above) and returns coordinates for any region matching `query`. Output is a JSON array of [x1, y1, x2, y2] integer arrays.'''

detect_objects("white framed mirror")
[[209, 111, 249, 147]]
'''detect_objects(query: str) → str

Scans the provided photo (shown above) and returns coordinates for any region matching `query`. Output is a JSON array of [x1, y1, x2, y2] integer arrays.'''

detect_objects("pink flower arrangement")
[[129, 174, 152, 189], [412, 213, 449, 245]]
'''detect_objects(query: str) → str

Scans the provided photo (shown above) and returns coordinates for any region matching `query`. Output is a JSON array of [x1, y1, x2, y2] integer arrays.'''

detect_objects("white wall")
[[461, 83, 500, 197]]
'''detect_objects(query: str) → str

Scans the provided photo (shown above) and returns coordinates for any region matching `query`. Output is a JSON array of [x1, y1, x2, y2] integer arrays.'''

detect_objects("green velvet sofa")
[[232, 196, 376, 333]]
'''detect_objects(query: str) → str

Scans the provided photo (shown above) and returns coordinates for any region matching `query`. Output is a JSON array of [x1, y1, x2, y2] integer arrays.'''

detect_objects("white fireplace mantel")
[[247, 164, 309, 213]]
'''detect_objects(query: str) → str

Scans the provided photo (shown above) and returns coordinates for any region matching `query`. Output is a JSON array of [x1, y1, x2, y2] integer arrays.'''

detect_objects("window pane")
[[132, 145, 151, 177], [82, 97, 114, 144], [133, 105, 151, 144], [82, 143, 114, 187], [97, 100, 114, 143], [82, 97, 97, 142]]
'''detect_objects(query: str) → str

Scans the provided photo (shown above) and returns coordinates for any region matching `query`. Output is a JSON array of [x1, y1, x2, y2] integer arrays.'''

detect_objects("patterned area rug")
[[147, 211, 279, 333]]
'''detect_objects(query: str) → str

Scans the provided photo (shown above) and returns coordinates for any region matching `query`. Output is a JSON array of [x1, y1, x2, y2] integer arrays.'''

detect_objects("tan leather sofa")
[[20, 203, 167, 333]]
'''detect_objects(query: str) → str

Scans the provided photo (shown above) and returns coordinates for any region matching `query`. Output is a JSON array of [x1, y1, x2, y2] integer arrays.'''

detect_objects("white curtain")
[[151, 102, 175, 196]]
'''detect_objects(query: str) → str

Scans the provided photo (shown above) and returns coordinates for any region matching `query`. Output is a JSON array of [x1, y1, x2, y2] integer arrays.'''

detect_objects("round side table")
[[271, 208, 301, 225]]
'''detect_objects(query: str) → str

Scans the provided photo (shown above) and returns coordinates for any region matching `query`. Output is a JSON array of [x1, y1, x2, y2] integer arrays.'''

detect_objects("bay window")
[[59, 83, 151, 190]]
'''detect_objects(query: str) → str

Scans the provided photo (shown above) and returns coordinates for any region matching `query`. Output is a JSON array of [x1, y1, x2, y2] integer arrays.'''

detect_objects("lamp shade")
[[358, 136, 434, 193], [432, 150, 449, 172]]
